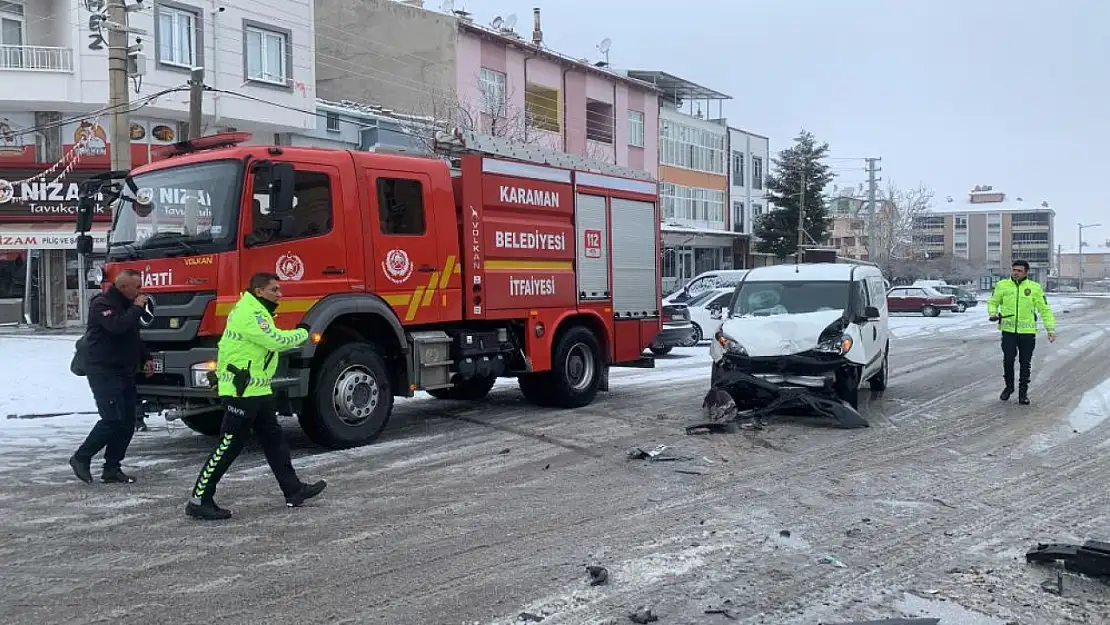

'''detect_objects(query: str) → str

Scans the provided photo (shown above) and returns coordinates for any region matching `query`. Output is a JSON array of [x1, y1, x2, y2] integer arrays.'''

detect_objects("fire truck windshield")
[[107, 160, 242, 260]]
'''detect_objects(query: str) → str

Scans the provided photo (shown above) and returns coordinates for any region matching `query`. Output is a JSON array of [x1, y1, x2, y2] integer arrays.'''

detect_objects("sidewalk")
[[0, 324, 81, 337]]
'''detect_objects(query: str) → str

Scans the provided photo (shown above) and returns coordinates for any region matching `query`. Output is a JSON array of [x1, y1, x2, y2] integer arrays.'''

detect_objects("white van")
[[709, 263, 890, 408], [663, 269, 749, 305]]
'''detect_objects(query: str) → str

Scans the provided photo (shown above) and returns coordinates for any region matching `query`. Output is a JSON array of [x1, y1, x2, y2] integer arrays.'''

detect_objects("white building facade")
[[0, 0, 316, 327], [726, 127, 769, 237]]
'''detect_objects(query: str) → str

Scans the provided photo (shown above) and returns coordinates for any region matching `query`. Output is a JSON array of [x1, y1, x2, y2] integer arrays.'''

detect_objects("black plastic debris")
[[705, 607, 738, 619], [825, 619, 940, 625], [628, 607, 658, 623], [698, 364, 869, 430], [586, 565, 608, 586], [517, 612, 544, 622], [1026, 540, 1110, 577], [626, 445, 691, 462]]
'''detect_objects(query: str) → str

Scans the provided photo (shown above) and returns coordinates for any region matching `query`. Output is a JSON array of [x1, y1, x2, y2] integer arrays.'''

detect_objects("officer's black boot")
[[1018, 382, 1030, 405], [185, 497, 232, 520], [1000, 386, 1014, 401], [286, 480, 328, 507]]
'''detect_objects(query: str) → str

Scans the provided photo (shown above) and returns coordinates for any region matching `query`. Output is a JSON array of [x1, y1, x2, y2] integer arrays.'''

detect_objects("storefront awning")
[[0, 224, 108, 251], [662, 224, 747, 247]]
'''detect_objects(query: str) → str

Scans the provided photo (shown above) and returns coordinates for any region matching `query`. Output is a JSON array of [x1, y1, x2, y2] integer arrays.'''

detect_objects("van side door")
[[853, 278, 881, 376]]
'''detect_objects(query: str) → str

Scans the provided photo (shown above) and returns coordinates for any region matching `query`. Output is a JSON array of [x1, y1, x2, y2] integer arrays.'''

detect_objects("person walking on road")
[[185, 272, 327, 521], [987, 259, 1056, 405], [69, 269, 154, 484]]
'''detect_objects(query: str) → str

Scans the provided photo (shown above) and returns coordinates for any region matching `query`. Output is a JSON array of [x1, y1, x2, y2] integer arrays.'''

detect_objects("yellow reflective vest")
[[987, 278, 1056, 335], [216, 292, 308, 397]]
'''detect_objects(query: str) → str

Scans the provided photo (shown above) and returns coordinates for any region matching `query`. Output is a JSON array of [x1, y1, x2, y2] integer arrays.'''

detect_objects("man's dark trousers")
[[74, 371, 138, 471], [191, 397, 301, 503], [1001, 331, 1036, 393]]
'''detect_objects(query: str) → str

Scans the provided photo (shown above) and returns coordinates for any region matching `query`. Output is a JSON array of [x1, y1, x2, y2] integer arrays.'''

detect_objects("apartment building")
[[617, 71, 733, 291], [314, 0, 660, 177], [825, 194, 897, 260], [912, 186, 1055, 286], [1057, 248, 1110, 285], [726, 126, 769, 265], [0, 0, 316, 326]]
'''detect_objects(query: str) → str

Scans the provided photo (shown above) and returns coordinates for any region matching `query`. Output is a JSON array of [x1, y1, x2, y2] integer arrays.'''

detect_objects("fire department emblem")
[[0, 180, 12, 204], [382, 249, 413, 284], [276, 252, 305, 281]]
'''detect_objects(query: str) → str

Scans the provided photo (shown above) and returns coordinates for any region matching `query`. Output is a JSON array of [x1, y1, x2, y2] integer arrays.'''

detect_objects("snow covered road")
[[3, 296, 1110, 625]]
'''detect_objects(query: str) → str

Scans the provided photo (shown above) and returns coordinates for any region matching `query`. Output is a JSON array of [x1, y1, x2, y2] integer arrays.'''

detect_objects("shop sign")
[[0, 230, 108, 250], [0, 170, 108, 222]]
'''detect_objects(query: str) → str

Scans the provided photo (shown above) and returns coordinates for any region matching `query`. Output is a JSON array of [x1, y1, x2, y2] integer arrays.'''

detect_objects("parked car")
[[930, 285, 978, 313], [663, 269, 748, 305], [682, 287, 734, 346], [886, 285, 958, 317], [710, 262, 891, 409], [649, 302, 695, 356]]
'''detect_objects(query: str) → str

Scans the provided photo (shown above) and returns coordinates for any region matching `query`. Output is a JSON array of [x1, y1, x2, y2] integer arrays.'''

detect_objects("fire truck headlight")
[[190, 361, 217, 387]]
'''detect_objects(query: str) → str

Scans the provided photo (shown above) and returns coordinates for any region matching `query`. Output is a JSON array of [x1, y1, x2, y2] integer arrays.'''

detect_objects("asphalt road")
[[3, 300, 1110, 625]]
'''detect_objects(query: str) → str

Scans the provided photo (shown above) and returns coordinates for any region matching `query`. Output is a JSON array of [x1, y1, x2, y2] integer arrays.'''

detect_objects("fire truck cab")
[[95, 131, 662, 449]]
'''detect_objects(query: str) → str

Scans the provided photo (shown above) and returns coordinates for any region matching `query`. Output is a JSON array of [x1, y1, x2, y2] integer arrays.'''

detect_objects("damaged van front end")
[[702, 310, 870, 429]]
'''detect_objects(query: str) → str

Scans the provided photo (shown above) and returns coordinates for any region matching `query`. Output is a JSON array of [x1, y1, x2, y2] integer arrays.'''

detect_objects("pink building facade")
[[454, 23, 659, 178]]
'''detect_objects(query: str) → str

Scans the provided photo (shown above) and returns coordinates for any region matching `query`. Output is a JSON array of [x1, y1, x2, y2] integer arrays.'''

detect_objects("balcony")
[[0, 45, 74, 73]]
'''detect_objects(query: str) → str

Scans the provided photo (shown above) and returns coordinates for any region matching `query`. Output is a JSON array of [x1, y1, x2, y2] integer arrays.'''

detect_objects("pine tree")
[[754, 130, 836, 258]]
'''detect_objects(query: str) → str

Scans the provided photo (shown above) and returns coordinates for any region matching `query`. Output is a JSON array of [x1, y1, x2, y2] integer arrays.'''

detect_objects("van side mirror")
[[864, 306, 881, 320]]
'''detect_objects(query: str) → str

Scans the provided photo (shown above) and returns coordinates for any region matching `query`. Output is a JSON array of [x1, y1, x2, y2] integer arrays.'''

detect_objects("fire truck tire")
[[300, 342, 393, 449], [547, 325, 603, 408], [518, 373, 554, 406], [182, 413, 223, 436], [427, 375, 498, 400]]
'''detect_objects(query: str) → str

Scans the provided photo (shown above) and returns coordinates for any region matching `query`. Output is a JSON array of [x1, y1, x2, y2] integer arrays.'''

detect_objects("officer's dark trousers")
[[1001, 331, 1036, 391], [190, 396, 301, 503], [74, 372, 138, 471]]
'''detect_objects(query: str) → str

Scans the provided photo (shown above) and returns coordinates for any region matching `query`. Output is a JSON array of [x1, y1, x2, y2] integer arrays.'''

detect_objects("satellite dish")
[[598, 38, 612, 54], [440, 0, 454, 12], [491, 16, 503, 29], [504, 14, 517, 30]]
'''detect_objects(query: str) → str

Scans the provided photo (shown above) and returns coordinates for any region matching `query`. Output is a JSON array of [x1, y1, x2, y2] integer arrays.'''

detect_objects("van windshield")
[[733, 281, 850, 316]]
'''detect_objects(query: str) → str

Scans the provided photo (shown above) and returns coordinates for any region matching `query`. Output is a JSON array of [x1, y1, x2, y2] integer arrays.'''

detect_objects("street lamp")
[[1079, 222, 1102, 291]]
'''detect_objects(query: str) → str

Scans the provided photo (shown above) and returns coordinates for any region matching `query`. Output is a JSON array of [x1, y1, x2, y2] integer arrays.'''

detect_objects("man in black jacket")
[[69, 269, 154, 484]]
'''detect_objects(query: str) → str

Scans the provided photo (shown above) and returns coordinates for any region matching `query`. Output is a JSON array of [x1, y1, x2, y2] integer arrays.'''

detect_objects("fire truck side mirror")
[[76, 187, 96, 233], [269, 162, 296, 218]]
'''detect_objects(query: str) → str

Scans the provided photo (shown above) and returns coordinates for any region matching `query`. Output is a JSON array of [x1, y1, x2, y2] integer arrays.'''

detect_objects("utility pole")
[[184, 66, 205, 235], [796, 168, 806, 269], [865, 157, 881, 263]]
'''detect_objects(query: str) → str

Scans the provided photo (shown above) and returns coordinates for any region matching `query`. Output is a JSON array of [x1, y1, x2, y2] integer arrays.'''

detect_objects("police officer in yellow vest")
[[987, 259, 1056, 405], [185, 272, 327, 521]]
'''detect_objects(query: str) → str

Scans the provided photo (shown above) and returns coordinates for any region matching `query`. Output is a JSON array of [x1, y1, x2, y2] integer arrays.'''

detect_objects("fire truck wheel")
[[518, 373, 554, 406], [182, 412, 223, 436], [427, 375, 497, 400], [300, 342, 393, 449], [548, 325, 603, 408]]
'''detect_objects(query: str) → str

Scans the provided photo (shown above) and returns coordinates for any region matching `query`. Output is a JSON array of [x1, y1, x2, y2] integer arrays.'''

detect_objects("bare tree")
[[397, 74, 540, 153], [874, 182, 935, 266]]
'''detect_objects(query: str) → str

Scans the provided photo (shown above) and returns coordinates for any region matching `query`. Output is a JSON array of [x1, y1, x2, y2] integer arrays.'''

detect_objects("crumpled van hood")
[[719, 309, 846, 358]]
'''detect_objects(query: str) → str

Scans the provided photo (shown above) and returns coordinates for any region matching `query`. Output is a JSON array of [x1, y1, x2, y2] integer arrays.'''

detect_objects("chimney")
[[532, 8, 543, 46]]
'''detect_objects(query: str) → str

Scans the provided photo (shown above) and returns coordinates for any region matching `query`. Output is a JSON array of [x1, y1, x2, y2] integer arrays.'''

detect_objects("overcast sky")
[[465, 0, 1108, 249]]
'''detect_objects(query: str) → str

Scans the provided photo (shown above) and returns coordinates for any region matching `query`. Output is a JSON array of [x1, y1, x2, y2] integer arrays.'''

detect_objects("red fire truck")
[[90, 130, 662, 449]]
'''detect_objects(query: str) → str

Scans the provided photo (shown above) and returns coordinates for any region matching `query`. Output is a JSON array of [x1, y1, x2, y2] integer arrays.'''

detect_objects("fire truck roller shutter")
[[610, 197, 659, 317], [575, 193, 610, 301]]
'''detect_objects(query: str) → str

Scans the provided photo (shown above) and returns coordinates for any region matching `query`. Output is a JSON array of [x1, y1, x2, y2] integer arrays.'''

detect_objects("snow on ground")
[[888, 295, 1090, 340]]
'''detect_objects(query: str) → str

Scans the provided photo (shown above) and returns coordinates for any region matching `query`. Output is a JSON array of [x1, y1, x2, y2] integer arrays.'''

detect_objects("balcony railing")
[[0, 45, 74, 72]]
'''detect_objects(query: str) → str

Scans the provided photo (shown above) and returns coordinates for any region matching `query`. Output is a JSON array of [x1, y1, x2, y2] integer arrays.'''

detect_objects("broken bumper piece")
[[696, 353, 868, 430], [1026, 540, 1110, 577], [827, 619, 940, 625]]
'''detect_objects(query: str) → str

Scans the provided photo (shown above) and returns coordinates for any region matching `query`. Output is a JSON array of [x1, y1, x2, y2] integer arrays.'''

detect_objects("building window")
[[628, 110, 644, 147], [525, 84, 560, 132], [585, 99, 614, 144], [244, 21, 291, 87], [325, 111, 340, 132], [660, 118, 725, 174], [660, 182, 726, 224], [732, 151, 744, 185], [733, 201, 744, 232], [751, 156, 763, 189], [0, 0, 24, 68], [155, 3, 200, 70], [752, 203, 763, 217], [478, 68, 506, 115]]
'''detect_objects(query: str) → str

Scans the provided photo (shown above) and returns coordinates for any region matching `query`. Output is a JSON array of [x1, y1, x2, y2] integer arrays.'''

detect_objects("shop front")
[[0, 169, 110, 327]]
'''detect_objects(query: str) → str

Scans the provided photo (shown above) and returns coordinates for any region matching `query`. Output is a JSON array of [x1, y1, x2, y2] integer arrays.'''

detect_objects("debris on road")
[[498, 448, 511, 455], [1040, 571, 1065, 595], [701, 369, 870, 430], [819, 554, 848, 567], [626, 445, 691, 462], [704, 607, 738, 619], [517, 612, 545, 622], [585, 565, 608, 586], [628, 607, 658, 623], [825, 619, 940, 625], [1025, 539, 1110, 577]]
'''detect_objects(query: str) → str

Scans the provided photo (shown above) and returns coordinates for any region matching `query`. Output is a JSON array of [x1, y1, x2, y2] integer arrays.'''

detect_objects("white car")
[[663, 269, 748, 305], [682, 287, 734, 346], [709, 262, 891, 408]]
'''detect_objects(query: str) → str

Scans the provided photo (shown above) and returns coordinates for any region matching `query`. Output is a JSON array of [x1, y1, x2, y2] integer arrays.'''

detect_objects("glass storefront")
[[65, 250, 105, 324], [0, 250, 26, 299]]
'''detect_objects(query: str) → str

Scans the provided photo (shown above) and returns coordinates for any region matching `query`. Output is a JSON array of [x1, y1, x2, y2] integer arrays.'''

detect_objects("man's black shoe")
[[101, 469, 135, 484], [286, 480, 327, 507], [1019, 394, 1030, 405], [69, 455, 93, 484], [185, 500, 233, 521], [1000, 387, 1014, 401]]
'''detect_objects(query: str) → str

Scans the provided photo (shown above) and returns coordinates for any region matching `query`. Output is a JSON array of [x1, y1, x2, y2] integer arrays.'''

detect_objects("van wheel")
[[300, 342, 393, 449], [548, 326, 604, 408], [922, 305, 940, 317], [427, 375, 497, 400], [182, 412, 223, 436], [869, 347, 889, 391], [835, 366, 860, 408]]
